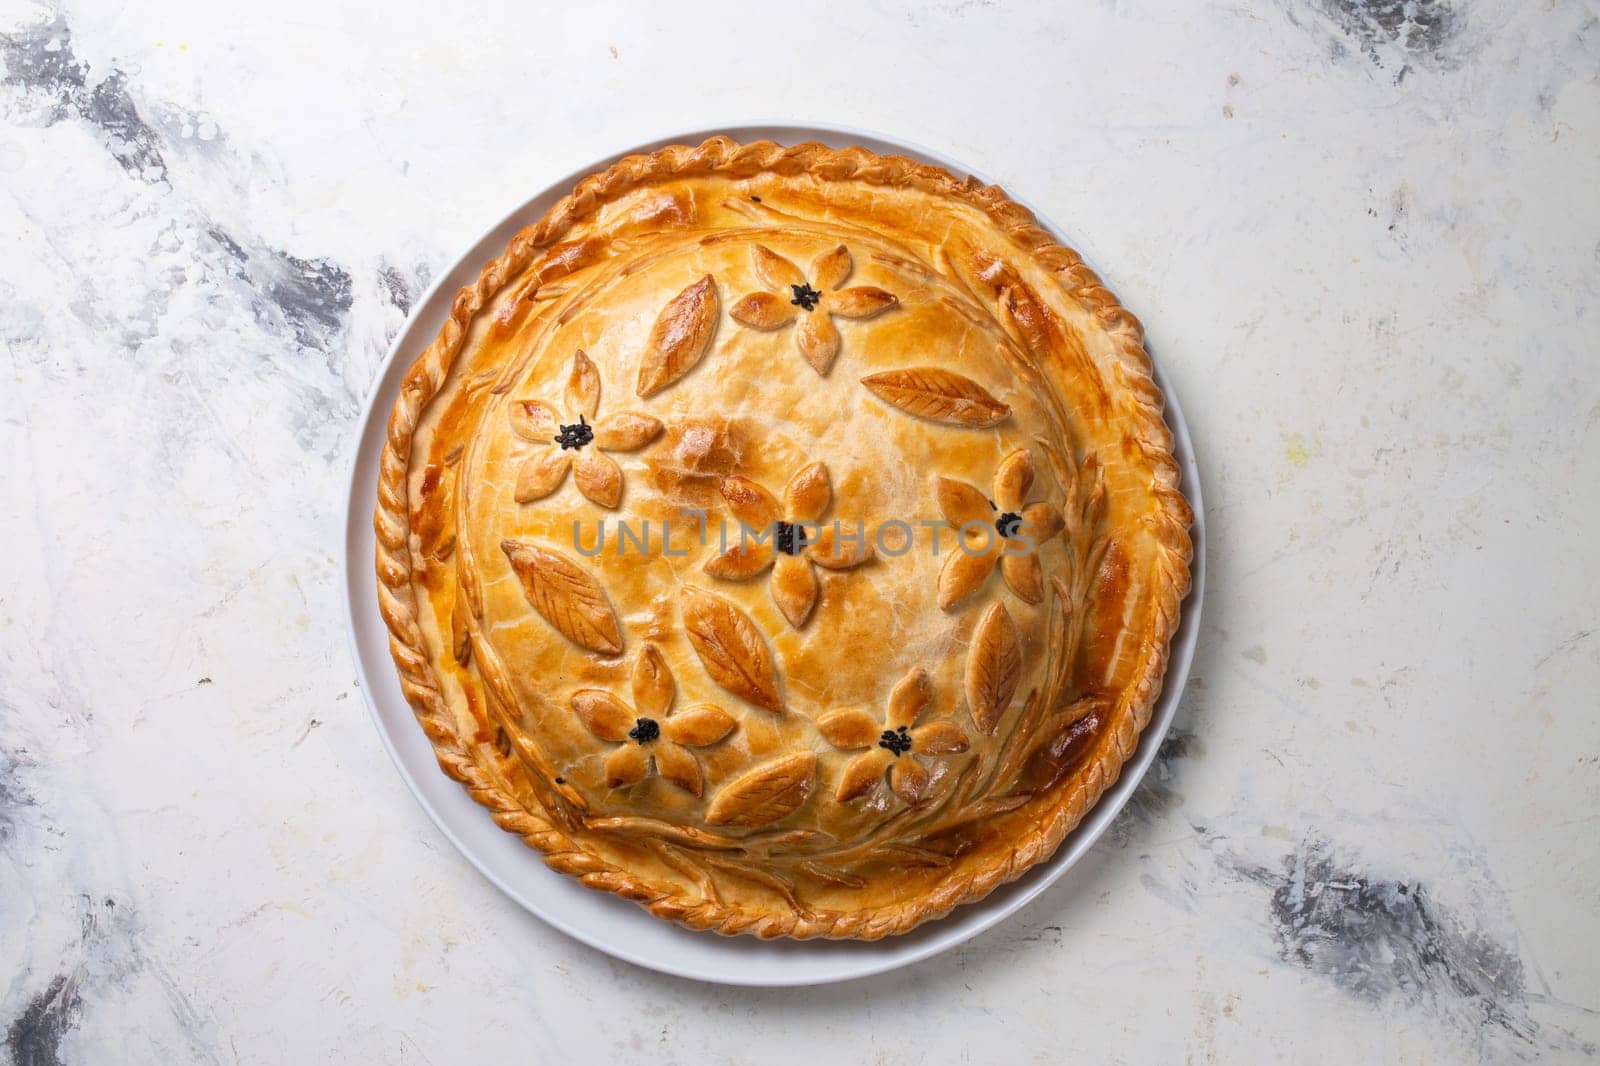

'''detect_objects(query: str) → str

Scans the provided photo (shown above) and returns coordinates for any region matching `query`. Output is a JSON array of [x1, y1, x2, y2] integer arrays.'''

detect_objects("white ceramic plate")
[[342, 123, 1205, 986]]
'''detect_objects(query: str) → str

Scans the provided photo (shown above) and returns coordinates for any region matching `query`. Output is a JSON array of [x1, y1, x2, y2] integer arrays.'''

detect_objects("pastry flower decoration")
[[937, 447, 1065, 610], [819, 667, 969, 805], [571, 643, 738, 797], [705, 461, 875, 628], [508, 350, 663, 509], [729, 244, 897, 375]]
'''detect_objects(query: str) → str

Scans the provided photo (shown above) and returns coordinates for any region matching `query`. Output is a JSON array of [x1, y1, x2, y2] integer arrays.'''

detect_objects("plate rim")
[[341, 121, 1206, 987]]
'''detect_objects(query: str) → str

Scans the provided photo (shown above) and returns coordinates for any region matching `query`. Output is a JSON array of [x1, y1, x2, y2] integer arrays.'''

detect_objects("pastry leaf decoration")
[[935, 448, 1065, 611], [729, 244, 897, 376], [570, 644, 738, 797], [965, 602, 1022, 735], [680, 586, 783, 712], [500, 539, 623, 655], [508, 350, 663, 510], [819, 668, 969, 805], [704, 751, 817, 828], [636, 275, 719, 398], [449, 583, 472, 666], [860, 367, 1010, 428], [702, 462, 875, 628]]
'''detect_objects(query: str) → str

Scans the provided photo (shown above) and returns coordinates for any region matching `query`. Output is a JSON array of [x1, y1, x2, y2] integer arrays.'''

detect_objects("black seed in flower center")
[[789, 282, 822, 311], [996, 511, 1024, 538], [878, 725, 912, 756], [775, 520, 810, 556], [554, 414, 593, 450], [628, 717, 660, 744]]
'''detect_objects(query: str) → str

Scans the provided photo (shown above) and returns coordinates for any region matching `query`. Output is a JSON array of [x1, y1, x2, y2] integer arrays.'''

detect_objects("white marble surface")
[[2, 0, 1597, 1061]]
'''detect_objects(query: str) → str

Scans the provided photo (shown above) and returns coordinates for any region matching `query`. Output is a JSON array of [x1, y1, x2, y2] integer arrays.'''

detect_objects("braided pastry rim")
[[372, 135, 1195, 940]]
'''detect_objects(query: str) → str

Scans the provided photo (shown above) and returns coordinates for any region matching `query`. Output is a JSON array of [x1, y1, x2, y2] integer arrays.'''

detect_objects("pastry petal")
[[890, 756, 931, 804], [631, 643, 675, 719], [795, 311, 840, 375], [653, 742, 703, 797], [810, 244, 852, 290], [604, 743, 650, 787], [751, 244, 805, 291], [816, 707, 882, 750], [1021, 501, 1065, 544], [835, 749, 890, 802], [592, 411, 663, 452], [887, 666, 932, 729], [719, 474, 781, 530], [565, 349, 601, 419], [770, 553, 819, 628], [913, 721, 970, 756], [937, 476, 993, 530], [937, 543, 997, 611], [809, 523, 874, 570], [730, 291, 798, 329], [514, 450, 571, 503], [573, 450, 623, 509], [509, 399, 560, 442], [783, 461, 831, 523], [704, 541, 775, 580], [896, 752, 934, 800], [994, 448, 1035, 512], [830, 286, 897, 320], [1001, 550, 1045, 605], [572, 689, 634, 743], [664, 704, 737, 747]]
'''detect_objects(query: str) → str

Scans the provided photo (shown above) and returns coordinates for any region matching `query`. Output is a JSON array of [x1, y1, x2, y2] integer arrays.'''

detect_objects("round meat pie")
[[375, 137, 1192, 939]]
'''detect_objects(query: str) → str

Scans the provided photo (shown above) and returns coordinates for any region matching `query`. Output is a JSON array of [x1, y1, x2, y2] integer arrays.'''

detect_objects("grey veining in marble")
[[2, 0, 1597, 1061]]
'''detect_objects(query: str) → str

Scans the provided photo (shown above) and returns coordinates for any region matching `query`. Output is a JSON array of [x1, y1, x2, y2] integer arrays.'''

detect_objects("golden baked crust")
[[374, 136, 1193, 939]]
